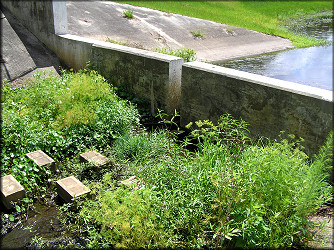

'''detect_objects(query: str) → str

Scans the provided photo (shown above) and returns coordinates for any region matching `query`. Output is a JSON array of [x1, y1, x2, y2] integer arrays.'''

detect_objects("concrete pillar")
[[52, 1, 68, 35]]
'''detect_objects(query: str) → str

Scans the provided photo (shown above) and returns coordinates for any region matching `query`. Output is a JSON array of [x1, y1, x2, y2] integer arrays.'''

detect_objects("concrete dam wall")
[[2, 0, 332, 155]]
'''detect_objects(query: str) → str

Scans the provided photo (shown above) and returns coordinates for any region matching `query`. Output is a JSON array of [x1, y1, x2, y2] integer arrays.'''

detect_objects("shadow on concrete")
[[1, 6, 65, 82]]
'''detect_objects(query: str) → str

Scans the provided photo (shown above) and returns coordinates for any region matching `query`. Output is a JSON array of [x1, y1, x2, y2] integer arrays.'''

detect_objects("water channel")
[[219, 23, 333, 91]]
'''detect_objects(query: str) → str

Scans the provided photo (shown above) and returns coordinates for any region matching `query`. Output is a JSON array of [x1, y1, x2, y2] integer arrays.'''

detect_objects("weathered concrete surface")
[[0, 7, 61, 83], [56, 176, 90, 203], [79, 150, 108, 167], [0, 175, 26, 210], [26, 150, 56, 173], [181, 62, 333, 156], [66, 1, 294, 62], [92, 41, 183, 114]]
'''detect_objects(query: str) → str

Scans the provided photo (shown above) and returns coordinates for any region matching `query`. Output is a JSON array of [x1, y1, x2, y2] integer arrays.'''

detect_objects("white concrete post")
[[52, 1, 68, 34]]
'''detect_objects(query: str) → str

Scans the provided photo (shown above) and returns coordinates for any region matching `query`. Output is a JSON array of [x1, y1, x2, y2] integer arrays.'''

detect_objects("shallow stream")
[[219, 22, 333, 91]]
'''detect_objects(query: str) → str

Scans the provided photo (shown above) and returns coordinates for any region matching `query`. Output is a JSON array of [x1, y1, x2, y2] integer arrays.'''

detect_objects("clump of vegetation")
[[1, 70, 139, 193], [122, 9, 134, 19], [191, 30, 204, 38], [155, 48, 197, 62]]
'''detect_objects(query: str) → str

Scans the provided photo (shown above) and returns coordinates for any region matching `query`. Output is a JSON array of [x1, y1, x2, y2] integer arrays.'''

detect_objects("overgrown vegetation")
[[1, 71, 332, 248], [116, 1, 332, 47], [154, 48, 197, 62], [1, 70, 139, 193]]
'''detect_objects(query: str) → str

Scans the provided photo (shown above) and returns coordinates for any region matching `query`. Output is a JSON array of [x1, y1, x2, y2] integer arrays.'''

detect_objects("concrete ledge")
[[56, 176, 90, 203], [1, 175, 26, 209], [181, 61, 333, 155], [186, 61, 333, 102]]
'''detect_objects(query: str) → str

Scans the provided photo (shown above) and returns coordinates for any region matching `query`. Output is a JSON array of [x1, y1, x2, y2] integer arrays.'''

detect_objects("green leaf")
[[9, 214, 14, 222], [15, 205, 21, 213]]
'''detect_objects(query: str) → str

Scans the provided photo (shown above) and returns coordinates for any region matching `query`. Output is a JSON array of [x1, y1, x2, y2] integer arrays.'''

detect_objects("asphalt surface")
[[67, 1, 294, 62]]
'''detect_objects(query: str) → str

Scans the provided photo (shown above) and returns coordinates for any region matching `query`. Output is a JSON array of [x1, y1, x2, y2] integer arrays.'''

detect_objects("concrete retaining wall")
[[2, 0, 332, 155], [181, 62, 333, 155], [0, 1, 182, 115], [91, 41, 183, 114]]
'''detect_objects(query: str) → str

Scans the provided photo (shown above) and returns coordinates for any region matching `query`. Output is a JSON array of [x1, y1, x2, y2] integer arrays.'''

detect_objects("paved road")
[[67, 1, 294, 62]]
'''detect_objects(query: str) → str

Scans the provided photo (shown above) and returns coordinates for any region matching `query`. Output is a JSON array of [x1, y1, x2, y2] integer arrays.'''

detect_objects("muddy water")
[[1, 202, 63, 249], [219, 23, 333, 91]]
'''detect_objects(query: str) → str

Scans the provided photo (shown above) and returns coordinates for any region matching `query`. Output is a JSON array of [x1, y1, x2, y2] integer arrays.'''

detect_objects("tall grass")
[[117, 1, 332, 47]]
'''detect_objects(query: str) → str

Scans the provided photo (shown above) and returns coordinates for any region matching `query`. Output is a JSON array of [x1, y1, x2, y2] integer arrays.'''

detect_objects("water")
[[219, 23, 333, 91]]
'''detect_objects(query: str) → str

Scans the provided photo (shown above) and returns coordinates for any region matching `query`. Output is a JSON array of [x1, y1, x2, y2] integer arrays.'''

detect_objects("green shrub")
[[78, 174, 173, 248], [59, 114, 332, 248]]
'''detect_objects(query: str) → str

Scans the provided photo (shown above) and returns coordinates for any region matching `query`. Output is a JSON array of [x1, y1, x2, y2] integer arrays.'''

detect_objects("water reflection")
[[220, 24, 333, 91]]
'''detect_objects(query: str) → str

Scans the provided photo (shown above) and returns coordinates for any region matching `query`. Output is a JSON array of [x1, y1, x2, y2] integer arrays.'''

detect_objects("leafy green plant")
[[155, 48, 197, 62], [123, 9, 134, 19], [191, 30, 204, 38]]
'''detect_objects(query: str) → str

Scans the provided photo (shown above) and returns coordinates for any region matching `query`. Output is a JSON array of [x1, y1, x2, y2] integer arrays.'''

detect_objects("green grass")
[[116, 1, 332, 47]]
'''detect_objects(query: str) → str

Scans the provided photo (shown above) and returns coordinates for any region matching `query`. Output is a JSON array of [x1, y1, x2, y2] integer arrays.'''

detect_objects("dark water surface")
[[219, 24, 333, 91]]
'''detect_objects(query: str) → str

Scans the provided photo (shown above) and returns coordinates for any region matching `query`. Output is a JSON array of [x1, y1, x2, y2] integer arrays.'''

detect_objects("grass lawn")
[[116, 1, 332, 47]]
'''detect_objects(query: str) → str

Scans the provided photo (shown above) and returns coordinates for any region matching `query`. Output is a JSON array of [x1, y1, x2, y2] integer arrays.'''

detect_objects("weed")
[[155, 48, 196, 62], [191, 30, 204, 38], [106, 37, 128, 46], [123, 9, 134, 19]]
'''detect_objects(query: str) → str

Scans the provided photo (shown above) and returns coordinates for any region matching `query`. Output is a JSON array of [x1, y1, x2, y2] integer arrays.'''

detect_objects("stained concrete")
[[79, 151, 108, 166], [56, 176, 90, 203], [1, 175, 26, 209], [66, 1, 294, 63], [26, 150, 56, 173], [1, 7, 61, 83]]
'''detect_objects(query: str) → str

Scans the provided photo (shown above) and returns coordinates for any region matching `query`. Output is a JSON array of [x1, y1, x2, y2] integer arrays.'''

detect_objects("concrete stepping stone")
[[79, 150, 107, 167], [1, 175, 26, 209], [26, 150, 56, 172], [56, 176, 90, 203], [120, 176, 141, 190]]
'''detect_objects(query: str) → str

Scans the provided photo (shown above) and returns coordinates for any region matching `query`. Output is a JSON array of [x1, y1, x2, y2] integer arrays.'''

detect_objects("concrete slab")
[[120, 176, 141, 190], [0, 175, 26, 209], [26, 150, 56, 172], [1, 7, 61, 83], [79, 150, 108, 166], [56, 176, 90, 203], [66, 1, 294, 62]]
